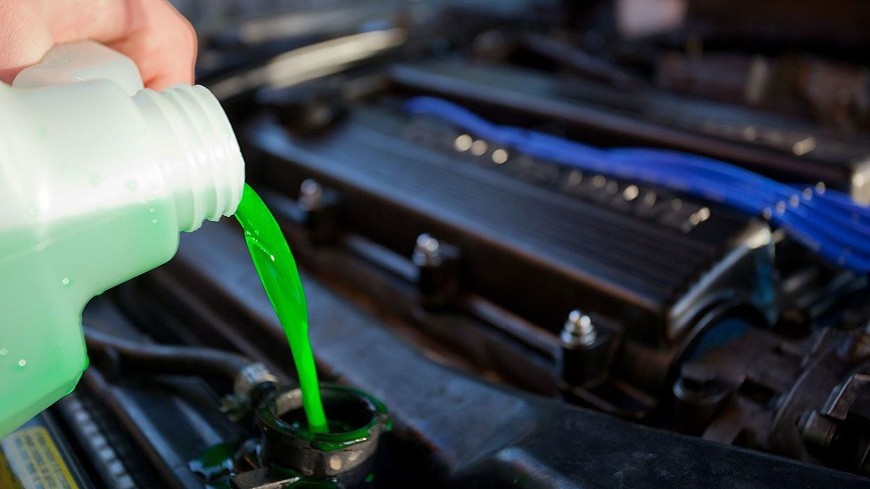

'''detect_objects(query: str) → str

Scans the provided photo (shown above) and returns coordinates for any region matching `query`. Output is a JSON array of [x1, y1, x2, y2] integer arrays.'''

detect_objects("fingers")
[[0, 0, 197, 89], [104, 0, 197, 89], [0, 34, 53, 84], [0, 1, 53, 83]]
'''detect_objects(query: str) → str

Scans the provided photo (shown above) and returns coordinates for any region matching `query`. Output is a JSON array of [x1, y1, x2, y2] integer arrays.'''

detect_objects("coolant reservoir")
[[0, 41, 244, 437]]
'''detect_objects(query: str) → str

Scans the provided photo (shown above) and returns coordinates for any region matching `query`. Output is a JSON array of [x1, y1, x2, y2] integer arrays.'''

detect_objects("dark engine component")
[[234, 61, 870, 472], [389, 62, 870, 201], [72, 230, 869, 488], [673, 325, 870, 473], [244, 92, 776, 420]]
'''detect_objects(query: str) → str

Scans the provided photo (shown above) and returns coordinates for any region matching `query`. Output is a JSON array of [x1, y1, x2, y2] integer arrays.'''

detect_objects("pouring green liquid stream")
[[234, 184, 328, 433]]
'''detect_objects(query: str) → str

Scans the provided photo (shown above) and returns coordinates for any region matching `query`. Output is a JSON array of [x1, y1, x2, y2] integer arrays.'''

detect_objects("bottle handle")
[[12, 41, 144, 96]]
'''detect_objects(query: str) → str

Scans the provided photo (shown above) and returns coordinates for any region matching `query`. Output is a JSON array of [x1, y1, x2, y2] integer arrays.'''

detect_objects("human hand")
[[0, 0, 196, 89]]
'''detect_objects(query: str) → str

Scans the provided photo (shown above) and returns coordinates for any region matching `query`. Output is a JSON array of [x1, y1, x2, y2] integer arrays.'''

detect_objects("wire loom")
[[403, 96, 870, 273]]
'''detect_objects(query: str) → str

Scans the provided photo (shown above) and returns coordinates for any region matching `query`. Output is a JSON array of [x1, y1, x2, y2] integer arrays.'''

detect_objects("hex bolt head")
[[299, 178, 324, 211], [414, 233, 443, 267], [561, 309, 597, 347]]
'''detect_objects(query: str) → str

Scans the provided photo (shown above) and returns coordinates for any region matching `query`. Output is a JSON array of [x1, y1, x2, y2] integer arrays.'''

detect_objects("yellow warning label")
[[0, 448, 24, 489], [0, 427, 79, 489]]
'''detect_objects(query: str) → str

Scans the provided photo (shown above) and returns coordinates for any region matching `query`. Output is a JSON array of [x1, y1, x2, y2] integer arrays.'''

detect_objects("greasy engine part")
[[241, 97, 776, 418], [666, 324, 870, 475], [388, 61, 870, 202], [801, 371, 870, 473]]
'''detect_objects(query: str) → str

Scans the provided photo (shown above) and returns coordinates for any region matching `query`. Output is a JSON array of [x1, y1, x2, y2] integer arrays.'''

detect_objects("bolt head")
[[414, 233, 443, 266], [562, 310, 597, 347], [299, 179, 324, 210]]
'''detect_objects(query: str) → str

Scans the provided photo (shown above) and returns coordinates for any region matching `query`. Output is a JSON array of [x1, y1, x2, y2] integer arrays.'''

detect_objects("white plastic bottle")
[[0, 41, 245, 437]]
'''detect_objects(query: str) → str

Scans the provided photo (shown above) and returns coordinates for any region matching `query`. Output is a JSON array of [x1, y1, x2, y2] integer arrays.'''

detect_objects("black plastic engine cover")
[[243, 104, 774, 348]]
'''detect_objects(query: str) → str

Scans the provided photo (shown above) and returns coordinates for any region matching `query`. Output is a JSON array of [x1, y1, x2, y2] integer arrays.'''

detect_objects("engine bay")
[[6, 1, 870, 488]]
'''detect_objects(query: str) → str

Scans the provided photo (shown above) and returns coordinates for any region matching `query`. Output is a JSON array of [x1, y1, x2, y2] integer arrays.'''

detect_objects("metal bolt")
[[800, 411, 838, 449], [678, 363, 717, 394], [561, 310, 597, 347], [414, 233, 442, 267], [234, 363, 279, 401], [299, 179, 323, 211]]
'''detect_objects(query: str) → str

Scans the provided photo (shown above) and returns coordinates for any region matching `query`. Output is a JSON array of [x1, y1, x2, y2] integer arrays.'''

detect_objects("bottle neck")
[[132, 85, 244, 232]]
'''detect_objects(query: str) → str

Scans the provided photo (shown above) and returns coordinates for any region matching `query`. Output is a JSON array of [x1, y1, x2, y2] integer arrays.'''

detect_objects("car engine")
[[4, 1, 869, 488]]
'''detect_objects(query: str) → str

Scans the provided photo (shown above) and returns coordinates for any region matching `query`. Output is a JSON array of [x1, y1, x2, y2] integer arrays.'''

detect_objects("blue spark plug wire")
[[403, 96, 870, 273]]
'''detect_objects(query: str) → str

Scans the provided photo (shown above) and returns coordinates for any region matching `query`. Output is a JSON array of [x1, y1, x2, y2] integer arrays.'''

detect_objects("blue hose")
[[403, 96, 870, 273]]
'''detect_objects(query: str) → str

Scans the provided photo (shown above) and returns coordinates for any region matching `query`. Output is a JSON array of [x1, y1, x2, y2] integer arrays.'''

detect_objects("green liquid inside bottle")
[[234, 184, 328, 433]]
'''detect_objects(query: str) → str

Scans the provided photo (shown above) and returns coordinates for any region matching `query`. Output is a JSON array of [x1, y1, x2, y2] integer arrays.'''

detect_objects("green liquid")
[[234, 184, 328, 433]]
